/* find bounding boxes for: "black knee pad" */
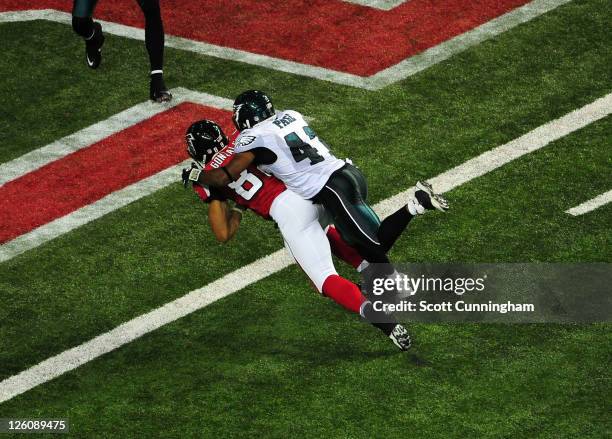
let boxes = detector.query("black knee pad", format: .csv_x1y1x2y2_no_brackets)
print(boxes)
72,16,94,38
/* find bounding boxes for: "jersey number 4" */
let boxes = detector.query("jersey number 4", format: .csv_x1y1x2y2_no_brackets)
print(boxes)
284,126,325,166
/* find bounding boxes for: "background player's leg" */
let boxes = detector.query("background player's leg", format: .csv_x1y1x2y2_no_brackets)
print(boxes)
136,0,172,102
72,0,104,69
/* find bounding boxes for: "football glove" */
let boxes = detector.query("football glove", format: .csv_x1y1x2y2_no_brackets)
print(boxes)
182,162,202,188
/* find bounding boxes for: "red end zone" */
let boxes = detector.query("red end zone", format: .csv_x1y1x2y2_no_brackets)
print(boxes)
0,103,233,244
2,0,532,76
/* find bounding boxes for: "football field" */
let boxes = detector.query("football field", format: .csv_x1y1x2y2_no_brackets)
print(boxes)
0,0,610,437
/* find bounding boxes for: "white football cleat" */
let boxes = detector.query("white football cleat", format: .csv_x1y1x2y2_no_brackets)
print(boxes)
407,181,449,215
389,324,412,351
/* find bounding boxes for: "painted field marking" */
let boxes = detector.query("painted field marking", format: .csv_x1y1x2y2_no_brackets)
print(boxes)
367,0,574,89
1,92,610,404
0,88,232,263
0,161,189,263
0,101,176,187
566,189,612,216
0,1,573,89
342,0,408,10
0,104,230,243
0,89,313,261
0,89,232,187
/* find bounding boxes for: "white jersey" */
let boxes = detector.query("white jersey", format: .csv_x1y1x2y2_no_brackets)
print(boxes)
233,110,345,199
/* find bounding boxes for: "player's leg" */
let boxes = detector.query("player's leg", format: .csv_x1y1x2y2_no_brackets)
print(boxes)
72,0,104,69
377,181,449,252
136,0,172,102
270,191,411,350
312,164,388,264
326,226,365,270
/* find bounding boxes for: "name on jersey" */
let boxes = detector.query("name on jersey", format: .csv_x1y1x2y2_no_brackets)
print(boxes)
208,145,235,169
273,113,296,129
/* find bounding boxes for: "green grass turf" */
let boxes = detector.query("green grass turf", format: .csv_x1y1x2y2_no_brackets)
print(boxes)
1,0,611,436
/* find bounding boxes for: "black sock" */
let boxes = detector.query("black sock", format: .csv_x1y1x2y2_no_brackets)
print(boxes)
360,301,397,336
377,206,414,253
138,0,165,72
150,71,168,92
72,16,94,39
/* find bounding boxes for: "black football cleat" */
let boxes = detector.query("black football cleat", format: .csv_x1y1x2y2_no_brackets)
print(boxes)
150,76,172,103
85,22,104,69
389,324,412,351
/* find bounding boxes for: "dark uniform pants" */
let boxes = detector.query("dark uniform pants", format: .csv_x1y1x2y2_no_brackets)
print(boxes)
311,164,389,264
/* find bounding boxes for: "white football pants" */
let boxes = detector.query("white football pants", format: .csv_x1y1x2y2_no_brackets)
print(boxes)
269,189,337,292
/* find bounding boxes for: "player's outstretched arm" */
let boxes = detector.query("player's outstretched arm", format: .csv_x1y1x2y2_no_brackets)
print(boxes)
197,152,255,187
208,200,243,243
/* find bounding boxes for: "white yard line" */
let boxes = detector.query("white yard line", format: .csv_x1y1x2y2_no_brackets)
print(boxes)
0,88,231,187
1,92,610,404
341,0,408,10
0,88,232,263
366,0,574,89
0,101,175,186
376,93,612,216
0,1,574,90
0,88,313,263
0,160,190,263
566,189,612,216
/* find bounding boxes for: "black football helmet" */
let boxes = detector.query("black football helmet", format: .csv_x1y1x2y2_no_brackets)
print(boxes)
232,90,275,131
185,120,229,165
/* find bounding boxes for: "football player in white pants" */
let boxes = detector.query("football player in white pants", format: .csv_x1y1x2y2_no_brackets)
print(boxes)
188,90,449,273
183,120,412,351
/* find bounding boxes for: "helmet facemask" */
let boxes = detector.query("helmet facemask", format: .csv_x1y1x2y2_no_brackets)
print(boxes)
185,120,229,166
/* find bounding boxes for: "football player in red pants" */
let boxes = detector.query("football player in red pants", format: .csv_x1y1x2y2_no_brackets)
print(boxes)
182,120,424,351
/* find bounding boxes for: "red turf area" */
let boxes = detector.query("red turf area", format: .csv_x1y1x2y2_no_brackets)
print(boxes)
0,103,233,244
1,0,531,76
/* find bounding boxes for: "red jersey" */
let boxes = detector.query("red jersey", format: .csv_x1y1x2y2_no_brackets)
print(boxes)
192,144,286,219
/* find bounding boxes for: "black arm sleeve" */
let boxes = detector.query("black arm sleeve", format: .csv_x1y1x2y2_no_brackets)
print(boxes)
208,187,228,202
249,147,277,166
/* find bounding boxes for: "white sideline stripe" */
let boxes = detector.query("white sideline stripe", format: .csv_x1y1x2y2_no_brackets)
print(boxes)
0,89,313,263
0,102,174,186
1,92,610,404
0,88,232,263
0,249,294,403
0,87,232,186
0,1,573,90
0,160,189,264
566,190,612,216
342,0,408,10
375,93,612,216
0,9,367,90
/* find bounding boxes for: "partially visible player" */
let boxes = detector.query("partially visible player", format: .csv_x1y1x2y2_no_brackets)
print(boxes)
71,0,172,102
182,120,412,351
